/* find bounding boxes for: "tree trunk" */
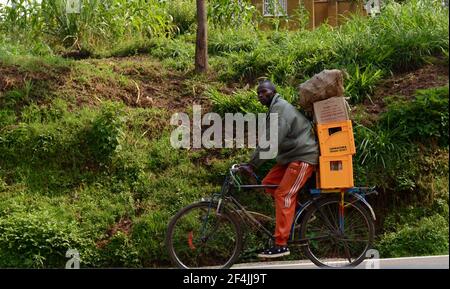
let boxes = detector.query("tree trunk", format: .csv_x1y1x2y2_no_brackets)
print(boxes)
195,0,208,73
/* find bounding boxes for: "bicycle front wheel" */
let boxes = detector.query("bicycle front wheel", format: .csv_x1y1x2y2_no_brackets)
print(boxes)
165,201,243,268
300,196,375,268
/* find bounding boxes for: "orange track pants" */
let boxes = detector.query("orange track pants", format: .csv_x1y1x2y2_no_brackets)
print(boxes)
262,161,314,246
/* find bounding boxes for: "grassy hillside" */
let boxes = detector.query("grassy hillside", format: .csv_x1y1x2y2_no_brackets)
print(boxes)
0,0,448,267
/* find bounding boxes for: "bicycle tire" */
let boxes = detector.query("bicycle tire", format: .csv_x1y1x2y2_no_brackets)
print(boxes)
165,201,243,269
299,196,375,268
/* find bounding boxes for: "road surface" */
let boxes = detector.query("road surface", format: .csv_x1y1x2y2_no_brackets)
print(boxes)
232,255,449,269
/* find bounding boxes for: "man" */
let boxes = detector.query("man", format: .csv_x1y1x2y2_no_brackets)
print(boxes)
241,80,319,258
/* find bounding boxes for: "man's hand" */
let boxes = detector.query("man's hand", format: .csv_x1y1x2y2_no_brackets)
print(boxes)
239,163,255,178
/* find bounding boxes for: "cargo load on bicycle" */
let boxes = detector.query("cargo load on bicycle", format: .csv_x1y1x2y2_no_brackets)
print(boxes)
298,69,356,190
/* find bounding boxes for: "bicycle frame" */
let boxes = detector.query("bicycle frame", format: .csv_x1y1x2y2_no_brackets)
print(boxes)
204,164,377,246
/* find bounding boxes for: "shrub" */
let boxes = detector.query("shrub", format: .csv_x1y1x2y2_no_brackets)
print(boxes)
97,231,140,267
85,102,127,166
380,86,449,146
376,214,449,258
0,208,97,268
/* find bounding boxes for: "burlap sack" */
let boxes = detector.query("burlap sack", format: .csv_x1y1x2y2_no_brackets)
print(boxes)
298,69,345,113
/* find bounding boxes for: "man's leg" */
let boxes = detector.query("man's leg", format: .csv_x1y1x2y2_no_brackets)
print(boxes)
274,161,314,246
261,163,287,197
258,161,314,258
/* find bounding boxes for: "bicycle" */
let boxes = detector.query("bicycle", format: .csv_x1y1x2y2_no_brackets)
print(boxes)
165,163,377,268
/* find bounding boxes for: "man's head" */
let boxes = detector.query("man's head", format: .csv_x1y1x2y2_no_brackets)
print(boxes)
257,80,276,106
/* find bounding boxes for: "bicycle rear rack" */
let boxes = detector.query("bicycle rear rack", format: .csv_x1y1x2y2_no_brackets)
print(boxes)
308,186,378,221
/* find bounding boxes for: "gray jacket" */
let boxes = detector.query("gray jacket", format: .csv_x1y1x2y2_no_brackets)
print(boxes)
249,94,319,168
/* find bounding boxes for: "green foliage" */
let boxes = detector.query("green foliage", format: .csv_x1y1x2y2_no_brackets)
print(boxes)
291,1,310,31
353,86,449,195
208,27,259,56
207,88,267,115
354,124,404,169
376,213,449,258
166,0,197,35
86,102,126,166
0,208,97,268
0,108,16,127
148,36,194,71
0,0,176,52
380,86,449,146
97,231,140,267
345,64,384,103
131,211,173,266
0,100,133,194
1,80,33,108
208,0,257,28
353,122,423,195
148,133,189,171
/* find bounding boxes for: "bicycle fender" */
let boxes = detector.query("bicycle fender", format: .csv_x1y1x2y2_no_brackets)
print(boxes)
353,193,377,221
292,199,315,227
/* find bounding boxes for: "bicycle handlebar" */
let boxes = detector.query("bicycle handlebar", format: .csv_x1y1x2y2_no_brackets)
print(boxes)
229,163,260,185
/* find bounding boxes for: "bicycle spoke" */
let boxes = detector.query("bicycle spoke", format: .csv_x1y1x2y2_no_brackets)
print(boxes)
328,202,339,231
300,198,374,268
168,203,241,268
342,240,353,263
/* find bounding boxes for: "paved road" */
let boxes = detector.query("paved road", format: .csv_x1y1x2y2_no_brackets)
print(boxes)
232,255,449,269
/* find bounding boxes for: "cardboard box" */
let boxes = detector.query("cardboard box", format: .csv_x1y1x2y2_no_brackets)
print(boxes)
313,97,349,124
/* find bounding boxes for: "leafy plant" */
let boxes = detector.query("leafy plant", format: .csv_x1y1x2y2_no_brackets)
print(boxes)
0,208,97,268
354,124,402,168
380,86,449,146
208,0,257,28
86,102,126,166
166,0,197,35
376,214,449,258
345,64,384,103
208,27,258,56
207,88,267,115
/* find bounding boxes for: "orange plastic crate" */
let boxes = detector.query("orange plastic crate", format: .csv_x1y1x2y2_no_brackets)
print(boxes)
318,155,354,189
316,120,356,157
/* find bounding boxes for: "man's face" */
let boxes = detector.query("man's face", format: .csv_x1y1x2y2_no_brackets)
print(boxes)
257,87,274,106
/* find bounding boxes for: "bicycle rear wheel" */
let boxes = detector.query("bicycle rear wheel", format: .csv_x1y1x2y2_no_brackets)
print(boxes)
300,196,374,268
165,201,243,268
